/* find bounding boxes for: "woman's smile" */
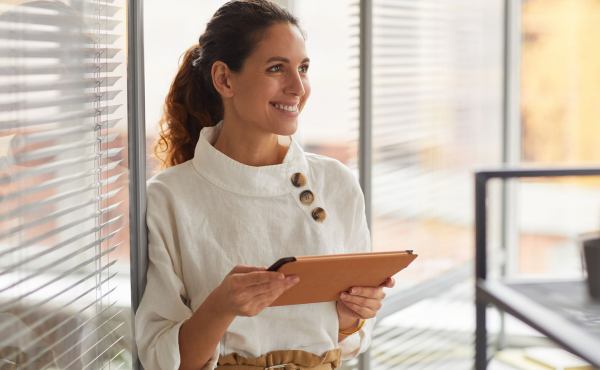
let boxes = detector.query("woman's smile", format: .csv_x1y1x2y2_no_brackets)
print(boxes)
269,101,299,116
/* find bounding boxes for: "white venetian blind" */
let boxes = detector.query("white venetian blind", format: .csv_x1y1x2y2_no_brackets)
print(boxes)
370,0,503,281
0,0,131,369
365,0,504,367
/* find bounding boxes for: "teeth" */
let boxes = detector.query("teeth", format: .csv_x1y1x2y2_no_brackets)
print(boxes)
273,103,297,112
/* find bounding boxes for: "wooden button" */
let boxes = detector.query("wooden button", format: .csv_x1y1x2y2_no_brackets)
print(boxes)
311,207,326,222
299,190,314,205
291,173,306,188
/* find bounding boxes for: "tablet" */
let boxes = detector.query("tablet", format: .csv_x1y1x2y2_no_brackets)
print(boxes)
267,250,417,307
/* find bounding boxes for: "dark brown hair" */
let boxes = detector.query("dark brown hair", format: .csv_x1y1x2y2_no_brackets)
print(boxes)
154,0,304,170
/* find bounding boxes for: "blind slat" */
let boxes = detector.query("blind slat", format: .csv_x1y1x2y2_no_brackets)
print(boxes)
12,132,121,164
0,91,122,112
0,77,121,94
21,0,122,16
0,283,119,354
0,47,122,59
81,334,125,370
0,148,122,185
8,301,120,370
2,160,122,202
0,105,122,130
0,260,117,314
0,247,120,313
5,119,121,147
0,188,122,239
0,30,121,44
0,14,121,30
20,308,123,370
0,62,121,76
98,348,126,370
0,236,122,296
75,3,122,17
0,205,122,273
50,323,125,370
0,181,123,223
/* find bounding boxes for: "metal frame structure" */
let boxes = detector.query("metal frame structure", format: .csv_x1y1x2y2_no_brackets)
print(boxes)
358,1,372,368
359,0,373,233
497,0,522,351
474,167,600,369
127,0,147,368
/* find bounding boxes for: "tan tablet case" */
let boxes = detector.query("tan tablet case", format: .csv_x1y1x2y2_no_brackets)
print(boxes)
268,250,418,307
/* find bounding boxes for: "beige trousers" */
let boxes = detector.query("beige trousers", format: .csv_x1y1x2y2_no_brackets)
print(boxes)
216,348,342,370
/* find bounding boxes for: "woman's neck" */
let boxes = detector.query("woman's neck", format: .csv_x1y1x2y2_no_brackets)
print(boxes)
212,118,289,167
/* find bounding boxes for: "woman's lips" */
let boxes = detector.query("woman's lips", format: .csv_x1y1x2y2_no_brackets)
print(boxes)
270,102,299,117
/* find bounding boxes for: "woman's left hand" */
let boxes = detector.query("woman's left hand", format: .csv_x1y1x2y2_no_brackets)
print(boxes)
336,277,395,322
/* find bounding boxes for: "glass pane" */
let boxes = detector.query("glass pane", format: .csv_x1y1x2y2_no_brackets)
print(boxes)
369,0,504,368
518,0,600,277
490,2,600,368
0,0,132,369
370,0,504,290
519,0,600,276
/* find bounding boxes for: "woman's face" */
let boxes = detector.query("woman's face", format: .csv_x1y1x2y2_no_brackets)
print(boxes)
228,22,311,136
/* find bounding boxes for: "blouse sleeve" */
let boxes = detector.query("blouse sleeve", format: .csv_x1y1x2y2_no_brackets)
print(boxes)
337,166,377,361
135,181,220,370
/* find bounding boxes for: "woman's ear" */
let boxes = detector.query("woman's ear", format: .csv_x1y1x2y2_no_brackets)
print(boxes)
211,61,234,98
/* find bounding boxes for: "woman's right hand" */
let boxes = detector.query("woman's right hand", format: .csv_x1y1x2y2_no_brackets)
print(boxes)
213,265,299,317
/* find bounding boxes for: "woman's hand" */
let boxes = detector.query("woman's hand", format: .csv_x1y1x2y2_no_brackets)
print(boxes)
336,277,395,331
213,265,299,318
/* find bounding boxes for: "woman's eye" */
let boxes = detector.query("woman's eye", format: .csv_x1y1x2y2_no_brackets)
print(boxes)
268,65,281,72
299,65,309,73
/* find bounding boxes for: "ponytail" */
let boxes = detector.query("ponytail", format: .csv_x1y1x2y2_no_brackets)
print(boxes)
153,0,303,170
154,44,223,170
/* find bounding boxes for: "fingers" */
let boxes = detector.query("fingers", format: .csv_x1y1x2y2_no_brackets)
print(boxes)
339,299,377,319
253,277,296,305
377,277,395,288
345,286,386,300
232,270,284,288
246,275,299,299
228,265,267,276
340,290,382,310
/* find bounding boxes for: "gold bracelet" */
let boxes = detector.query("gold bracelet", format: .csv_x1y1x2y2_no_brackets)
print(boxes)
339,319,365,335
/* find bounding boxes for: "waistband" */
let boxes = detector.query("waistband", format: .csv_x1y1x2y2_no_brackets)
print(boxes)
216,348,342,370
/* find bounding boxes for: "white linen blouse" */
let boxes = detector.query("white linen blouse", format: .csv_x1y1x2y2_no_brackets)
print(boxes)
135,120,376,370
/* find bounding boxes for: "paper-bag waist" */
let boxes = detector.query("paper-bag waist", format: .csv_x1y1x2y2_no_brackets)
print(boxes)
215,348,342,370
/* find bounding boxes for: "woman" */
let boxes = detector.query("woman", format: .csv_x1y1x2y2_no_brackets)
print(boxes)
135,1,395,369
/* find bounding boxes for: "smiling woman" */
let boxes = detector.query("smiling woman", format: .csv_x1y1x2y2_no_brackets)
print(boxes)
153,2,309,169
136,1,393,370
209,22,311,166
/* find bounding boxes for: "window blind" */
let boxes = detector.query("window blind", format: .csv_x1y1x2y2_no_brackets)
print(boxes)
366,0,503,368
370,0,503,279
0,0,130,369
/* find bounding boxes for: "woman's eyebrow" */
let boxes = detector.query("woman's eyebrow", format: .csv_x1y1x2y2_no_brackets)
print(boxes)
265,56,310,64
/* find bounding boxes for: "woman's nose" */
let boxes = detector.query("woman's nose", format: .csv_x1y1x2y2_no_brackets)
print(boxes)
284,71,305,97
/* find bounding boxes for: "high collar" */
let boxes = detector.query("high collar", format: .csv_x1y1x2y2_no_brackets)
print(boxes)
191,120,309,197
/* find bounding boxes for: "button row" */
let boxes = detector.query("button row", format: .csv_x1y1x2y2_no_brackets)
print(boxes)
291,172,326,223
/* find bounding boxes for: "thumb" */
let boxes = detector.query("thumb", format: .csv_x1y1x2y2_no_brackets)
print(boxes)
379,277,395,288
229,265,268,275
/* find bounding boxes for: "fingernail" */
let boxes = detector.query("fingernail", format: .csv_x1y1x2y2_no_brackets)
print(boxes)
340,292,348,299
290,276,299,283
278,274,285,280
351,288,356,294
